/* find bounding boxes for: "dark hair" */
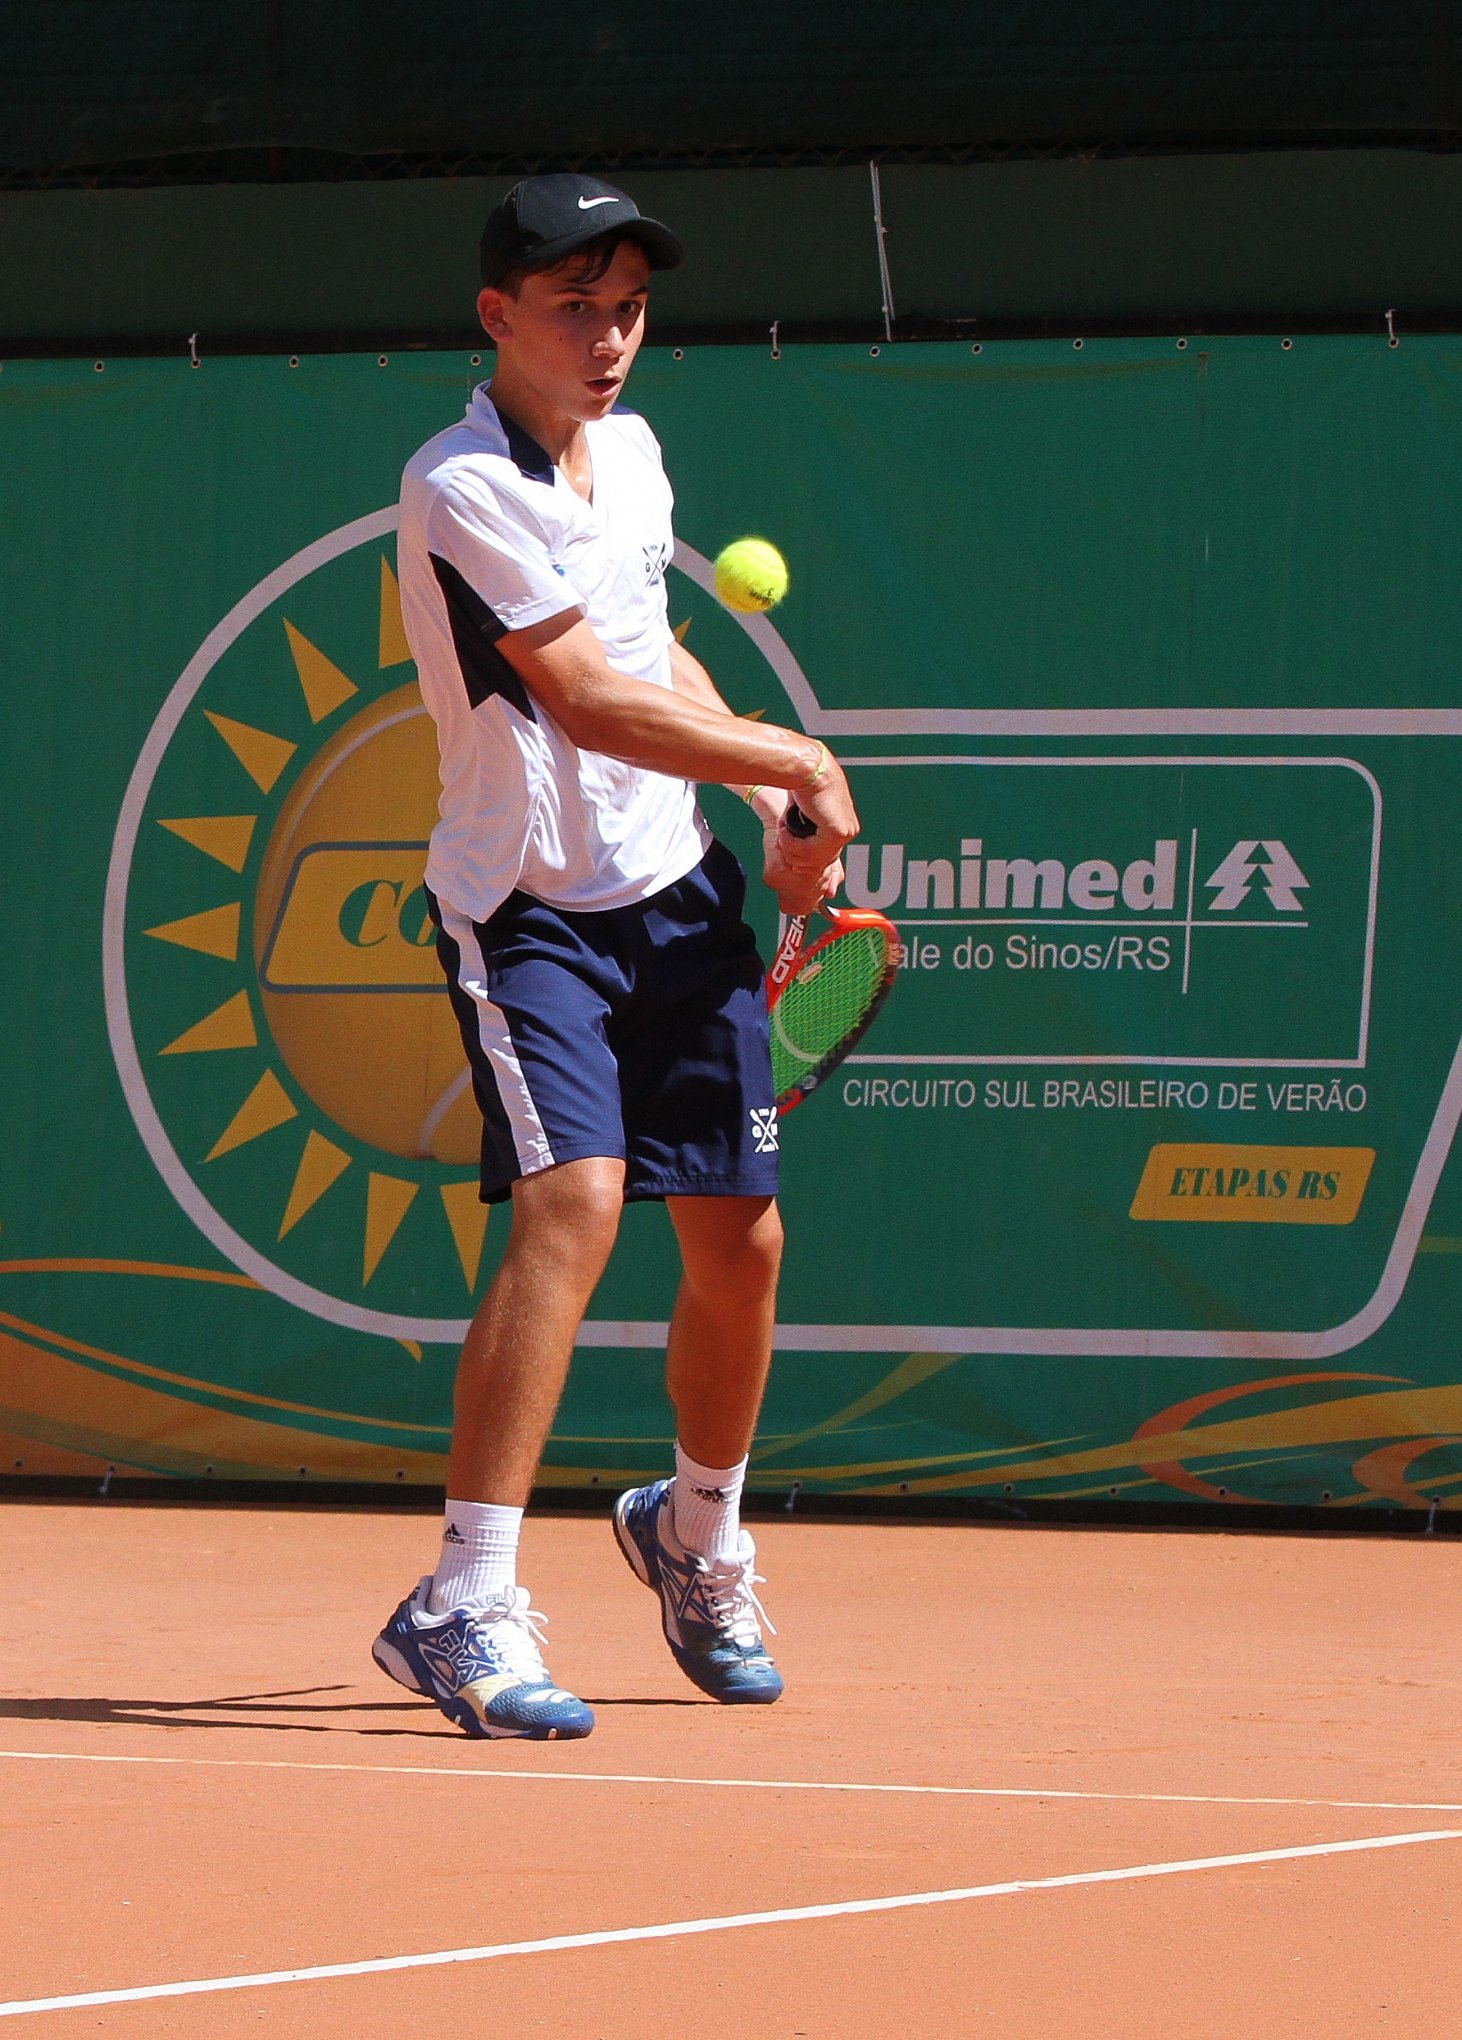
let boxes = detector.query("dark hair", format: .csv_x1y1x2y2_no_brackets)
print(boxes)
494,231,645,298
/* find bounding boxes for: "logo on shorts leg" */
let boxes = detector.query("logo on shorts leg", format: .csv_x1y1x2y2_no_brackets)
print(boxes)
749,1106,780,1154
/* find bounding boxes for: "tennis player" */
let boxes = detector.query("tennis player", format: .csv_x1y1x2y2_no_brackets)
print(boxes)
372,173,858,1739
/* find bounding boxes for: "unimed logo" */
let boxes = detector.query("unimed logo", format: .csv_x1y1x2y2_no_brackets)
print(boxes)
845,835,1311,919
828,759,1374,1070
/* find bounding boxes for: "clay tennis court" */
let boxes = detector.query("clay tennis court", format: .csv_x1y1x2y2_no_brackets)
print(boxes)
3,1501,1460,2034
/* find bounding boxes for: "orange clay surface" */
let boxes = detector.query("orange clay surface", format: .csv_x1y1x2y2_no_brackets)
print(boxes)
2,1501,1461,2035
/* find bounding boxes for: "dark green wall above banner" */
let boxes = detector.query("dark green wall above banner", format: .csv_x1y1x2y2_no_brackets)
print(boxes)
9,153,1462,353
2,335,1461,1510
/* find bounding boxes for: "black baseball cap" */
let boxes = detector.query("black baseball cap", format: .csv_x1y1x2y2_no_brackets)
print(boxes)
479,173,683,289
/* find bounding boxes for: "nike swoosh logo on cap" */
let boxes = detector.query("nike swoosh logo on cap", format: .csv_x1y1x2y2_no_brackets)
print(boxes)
577,194,618,210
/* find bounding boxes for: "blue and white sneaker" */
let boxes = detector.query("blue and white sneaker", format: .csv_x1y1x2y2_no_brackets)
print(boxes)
372,1578,594,1740
613,1479,784,1704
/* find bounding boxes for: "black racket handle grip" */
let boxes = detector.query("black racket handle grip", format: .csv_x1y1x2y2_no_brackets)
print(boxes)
783,801,818,839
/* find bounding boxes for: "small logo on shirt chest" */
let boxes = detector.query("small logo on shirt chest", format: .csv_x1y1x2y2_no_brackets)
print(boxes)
642,541,670,585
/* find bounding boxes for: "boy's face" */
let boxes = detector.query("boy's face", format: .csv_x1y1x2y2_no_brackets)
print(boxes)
478,241,653,423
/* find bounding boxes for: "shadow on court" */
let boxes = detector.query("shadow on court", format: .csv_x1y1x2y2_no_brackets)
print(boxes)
0,1687,702,1734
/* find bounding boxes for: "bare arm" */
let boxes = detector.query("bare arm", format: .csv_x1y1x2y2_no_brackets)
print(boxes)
665,637,844,913
667,638,787,826
665,634,735,715
497,609,858,853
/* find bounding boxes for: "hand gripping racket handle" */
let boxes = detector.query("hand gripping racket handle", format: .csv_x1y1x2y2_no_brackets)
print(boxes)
769,795,840,982
769,802,820,991
768,811,812,998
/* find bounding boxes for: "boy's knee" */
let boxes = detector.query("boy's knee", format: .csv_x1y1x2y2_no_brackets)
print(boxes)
746,1203,785,1273
513,1158,624,1260
684,1202,784,1299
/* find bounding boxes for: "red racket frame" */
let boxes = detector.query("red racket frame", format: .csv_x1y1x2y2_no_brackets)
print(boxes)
767,902,901,1114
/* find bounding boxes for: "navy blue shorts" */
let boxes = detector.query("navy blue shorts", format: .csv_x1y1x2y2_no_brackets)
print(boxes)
430,840,780,1205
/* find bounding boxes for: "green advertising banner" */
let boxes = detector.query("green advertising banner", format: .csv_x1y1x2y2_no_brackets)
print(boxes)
3,337,1461,1509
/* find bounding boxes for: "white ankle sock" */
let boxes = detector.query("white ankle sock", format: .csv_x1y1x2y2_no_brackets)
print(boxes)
671,1446,747,1564
427,1499,523,1613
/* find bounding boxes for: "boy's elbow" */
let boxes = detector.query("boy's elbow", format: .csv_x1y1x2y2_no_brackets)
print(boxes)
546,664,646,756
552,694,618,752
516,650,619,750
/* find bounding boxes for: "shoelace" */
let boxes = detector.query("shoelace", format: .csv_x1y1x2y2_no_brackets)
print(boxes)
699,1555,777,1648
473,1586,554,1683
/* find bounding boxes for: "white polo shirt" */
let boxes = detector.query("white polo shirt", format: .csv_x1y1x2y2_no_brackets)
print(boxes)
397,386,711,923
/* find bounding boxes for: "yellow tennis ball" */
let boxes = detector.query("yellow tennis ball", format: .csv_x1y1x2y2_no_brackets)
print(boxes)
713,537,789,614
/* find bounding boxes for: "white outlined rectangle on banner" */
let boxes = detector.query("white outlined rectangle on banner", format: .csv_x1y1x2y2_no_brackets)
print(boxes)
837,755,1380,1072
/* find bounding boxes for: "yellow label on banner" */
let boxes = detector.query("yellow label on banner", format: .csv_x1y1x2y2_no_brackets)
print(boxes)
260,844,437,990
1130,1144,1375,1225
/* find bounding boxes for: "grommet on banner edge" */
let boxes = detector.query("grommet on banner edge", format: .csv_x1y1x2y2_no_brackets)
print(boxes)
188,332,200,369
769,319,781,360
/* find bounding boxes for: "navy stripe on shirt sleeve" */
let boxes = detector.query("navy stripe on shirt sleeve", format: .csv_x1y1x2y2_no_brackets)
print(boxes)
430,552,538,720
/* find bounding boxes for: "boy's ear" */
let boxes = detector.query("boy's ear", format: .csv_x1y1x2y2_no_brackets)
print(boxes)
477,286,512,342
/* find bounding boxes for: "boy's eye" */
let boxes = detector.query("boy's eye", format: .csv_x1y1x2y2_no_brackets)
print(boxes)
563,300,585,315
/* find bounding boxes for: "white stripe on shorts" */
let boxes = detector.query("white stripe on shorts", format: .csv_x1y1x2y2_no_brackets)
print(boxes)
436,901,554,1176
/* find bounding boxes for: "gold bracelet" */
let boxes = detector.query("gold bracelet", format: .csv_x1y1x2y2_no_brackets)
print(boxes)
741,784,763,807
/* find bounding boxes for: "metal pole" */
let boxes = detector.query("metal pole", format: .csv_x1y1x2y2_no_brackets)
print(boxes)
869,160,895,342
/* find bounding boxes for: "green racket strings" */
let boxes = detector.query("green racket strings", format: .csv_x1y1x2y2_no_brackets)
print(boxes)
771,924,889,1098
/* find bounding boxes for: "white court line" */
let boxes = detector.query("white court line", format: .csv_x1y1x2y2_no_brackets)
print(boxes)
2,1828,1457,2018
4,1746,1462,1817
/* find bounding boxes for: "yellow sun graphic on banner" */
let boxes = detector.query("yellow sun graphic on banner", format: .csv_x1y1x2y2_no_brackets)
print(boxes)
142,563,490,1296
106,511,492,1342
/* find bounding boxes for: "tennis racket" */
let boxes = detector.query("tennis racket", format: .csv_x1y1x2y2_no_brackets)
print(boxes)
767,804,900,1115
